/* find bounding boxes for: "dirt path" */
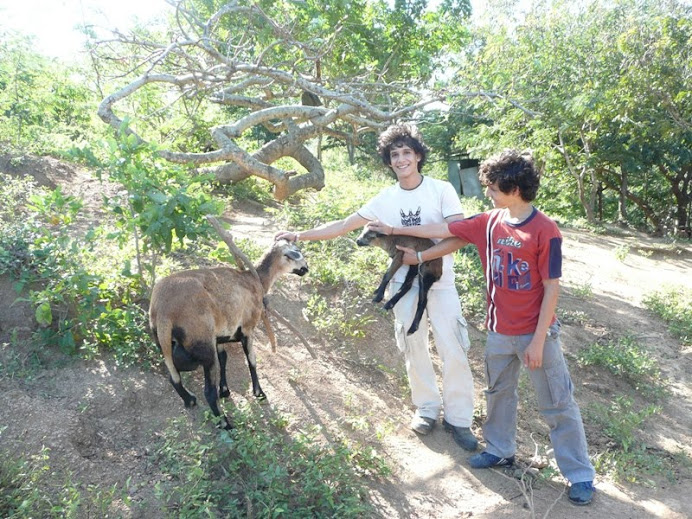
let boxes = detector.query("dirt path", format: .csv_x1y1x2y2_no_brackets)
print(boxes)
1,158,691,518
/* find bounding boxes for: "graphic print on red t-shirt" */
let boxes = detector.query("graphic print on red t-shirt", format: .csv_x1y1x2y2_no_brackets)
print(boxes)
449,208,562,335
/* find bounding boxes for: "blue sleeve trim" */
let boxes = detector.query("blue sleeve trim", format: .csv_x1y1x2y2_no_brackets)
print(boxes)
549,237,562,278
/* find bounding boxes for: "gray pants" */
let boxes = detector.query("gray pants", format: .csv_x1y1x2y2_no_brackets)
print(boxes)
483,323,595,483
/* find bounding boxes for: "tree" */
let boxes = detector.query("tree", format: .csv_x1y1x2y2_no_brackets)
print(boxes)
452,0,691,234
93,0,471,200
0,31,94,152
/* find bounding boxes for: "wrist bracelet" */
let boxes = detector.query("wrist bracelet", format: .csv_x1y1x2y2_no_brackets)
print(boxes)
416,251,423,264
294,233,300,242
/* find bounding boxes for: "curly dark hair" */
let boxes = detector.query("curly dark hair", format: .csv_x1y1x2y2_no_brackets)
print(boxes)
377,123,429,172
478,149,540,202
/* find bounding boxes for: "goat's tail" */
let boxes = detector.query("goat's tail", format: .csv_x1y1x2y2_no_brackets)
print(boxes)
154,317,182,385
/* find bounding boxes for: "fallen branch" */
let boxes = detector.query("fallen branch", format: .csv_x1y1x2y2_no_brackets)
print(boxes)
265,305,318,359
206,215,277,352
205,215,257,276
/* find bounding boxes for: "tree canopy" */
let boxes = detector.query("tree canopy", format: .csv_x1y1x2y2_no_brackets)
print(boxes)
453,0,691,235
93,0,472,199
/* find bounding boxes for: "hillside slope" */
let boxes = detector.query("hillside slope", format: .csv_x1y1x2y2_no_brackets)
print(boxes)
1,157,690,518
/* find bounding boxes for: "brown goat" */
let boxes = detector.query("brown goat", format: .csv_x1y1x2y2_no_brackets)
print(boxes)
356,228,442,335
149,240,308,429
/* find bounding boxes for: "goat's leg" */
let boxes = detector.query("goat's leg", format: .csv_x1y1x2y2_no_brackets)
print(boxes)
241,334,266,400
373,254,404,303
168,374,197,408
407,270,437,335
202,354,232,430
156,326,197,408
384,265,418,310
217,346,230,399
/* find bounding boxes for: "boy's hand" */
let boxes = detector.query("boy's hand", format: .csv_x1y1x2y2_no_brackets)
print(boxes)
275,230,297,242
396,245,417,265
366,220,392,235
523,339,545,370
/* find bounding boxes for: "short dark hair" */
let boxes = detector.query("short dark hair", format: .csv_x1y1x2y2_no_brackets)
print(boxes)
479,150,540,202
377,123,429,172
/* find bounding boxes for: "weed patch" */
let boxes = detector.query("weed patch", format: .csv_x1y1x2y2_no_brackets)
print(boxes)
153,404,389,517
577,336,668,399
0,442,126,517
585,397,683,485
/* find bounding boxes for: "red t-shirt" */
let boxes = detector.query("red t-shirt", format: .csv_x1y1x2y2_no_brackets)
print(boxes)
448,207,562,335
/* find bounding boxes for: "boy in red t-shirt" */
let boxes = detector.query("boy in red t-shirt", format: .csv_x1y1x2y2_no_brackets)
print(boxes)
368,150,595,506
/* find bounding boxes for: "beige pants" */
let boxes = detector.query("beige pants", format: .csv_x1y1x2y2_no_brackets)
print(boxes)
389,283,475,427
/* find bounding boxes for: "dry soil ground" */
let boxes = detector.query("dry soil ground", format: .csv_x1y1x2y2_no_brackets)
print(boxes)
1,156,691,518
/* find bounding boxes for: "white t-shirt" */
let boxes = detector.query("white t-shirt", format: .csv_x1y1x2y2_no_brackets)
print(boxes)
357,177,463,289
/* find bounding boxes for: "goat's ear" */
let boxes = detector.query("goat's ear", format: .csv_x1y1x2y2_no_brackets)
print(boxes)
285,249,304,261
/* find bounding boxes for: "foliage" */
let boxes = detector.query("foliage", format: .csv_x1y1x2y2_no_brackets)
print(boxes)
453,0,692,235
570,281,594,301
453,247,486,319
0,442,125,518
643,286,692,346
88,0,475,199
70,125,224,291
305,293,377,340
0,32,97,153
613,244,630,262
153,406,389,517
0,174,155,364
577,335,668,399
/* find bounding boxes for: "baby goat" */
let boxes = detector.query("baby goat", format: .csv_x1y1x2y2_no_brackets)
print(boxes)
149,240,308,430
356,228,442,335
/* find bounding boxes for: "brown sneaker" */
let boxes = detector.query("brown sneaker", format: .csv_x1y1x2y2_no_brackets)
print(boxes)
443,419,479,451
411,415,436,435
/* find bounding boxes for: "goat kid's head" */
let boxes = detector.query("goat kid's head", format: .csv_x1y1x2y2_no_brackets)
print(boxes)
355,228,386,248
274,239,309,276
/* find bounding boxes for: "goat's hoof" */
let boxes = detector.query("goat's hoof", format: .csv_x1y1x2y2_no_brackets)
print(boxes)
184,396,197,408
219,386,230,399
372,294,383,303
255,390,267,401
407,326,419,335
383,302,394,310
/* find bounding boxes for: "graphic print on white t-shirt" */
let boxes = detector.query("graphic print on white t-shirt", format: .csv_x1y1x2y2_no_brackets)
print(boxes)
400,207,422,226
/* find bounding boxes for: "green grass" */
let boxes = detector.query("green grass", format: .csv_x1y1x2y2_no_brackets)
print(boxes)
577,335,668,399
571,281,594,300
643,286,692,347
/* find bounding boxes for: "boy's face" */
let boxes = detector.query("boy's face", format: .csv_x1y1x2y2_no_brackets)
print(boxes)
484,182,519,208
389,144,421,179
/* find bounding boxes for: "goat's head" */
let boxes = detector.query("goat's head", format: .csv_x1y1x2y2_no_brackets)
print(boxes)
273,239,309,276
355,228,386,247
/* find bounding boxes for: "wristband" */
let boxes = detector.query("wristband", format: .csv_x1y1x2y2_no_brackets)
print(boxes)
416,251,423,264
294,233,300,242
